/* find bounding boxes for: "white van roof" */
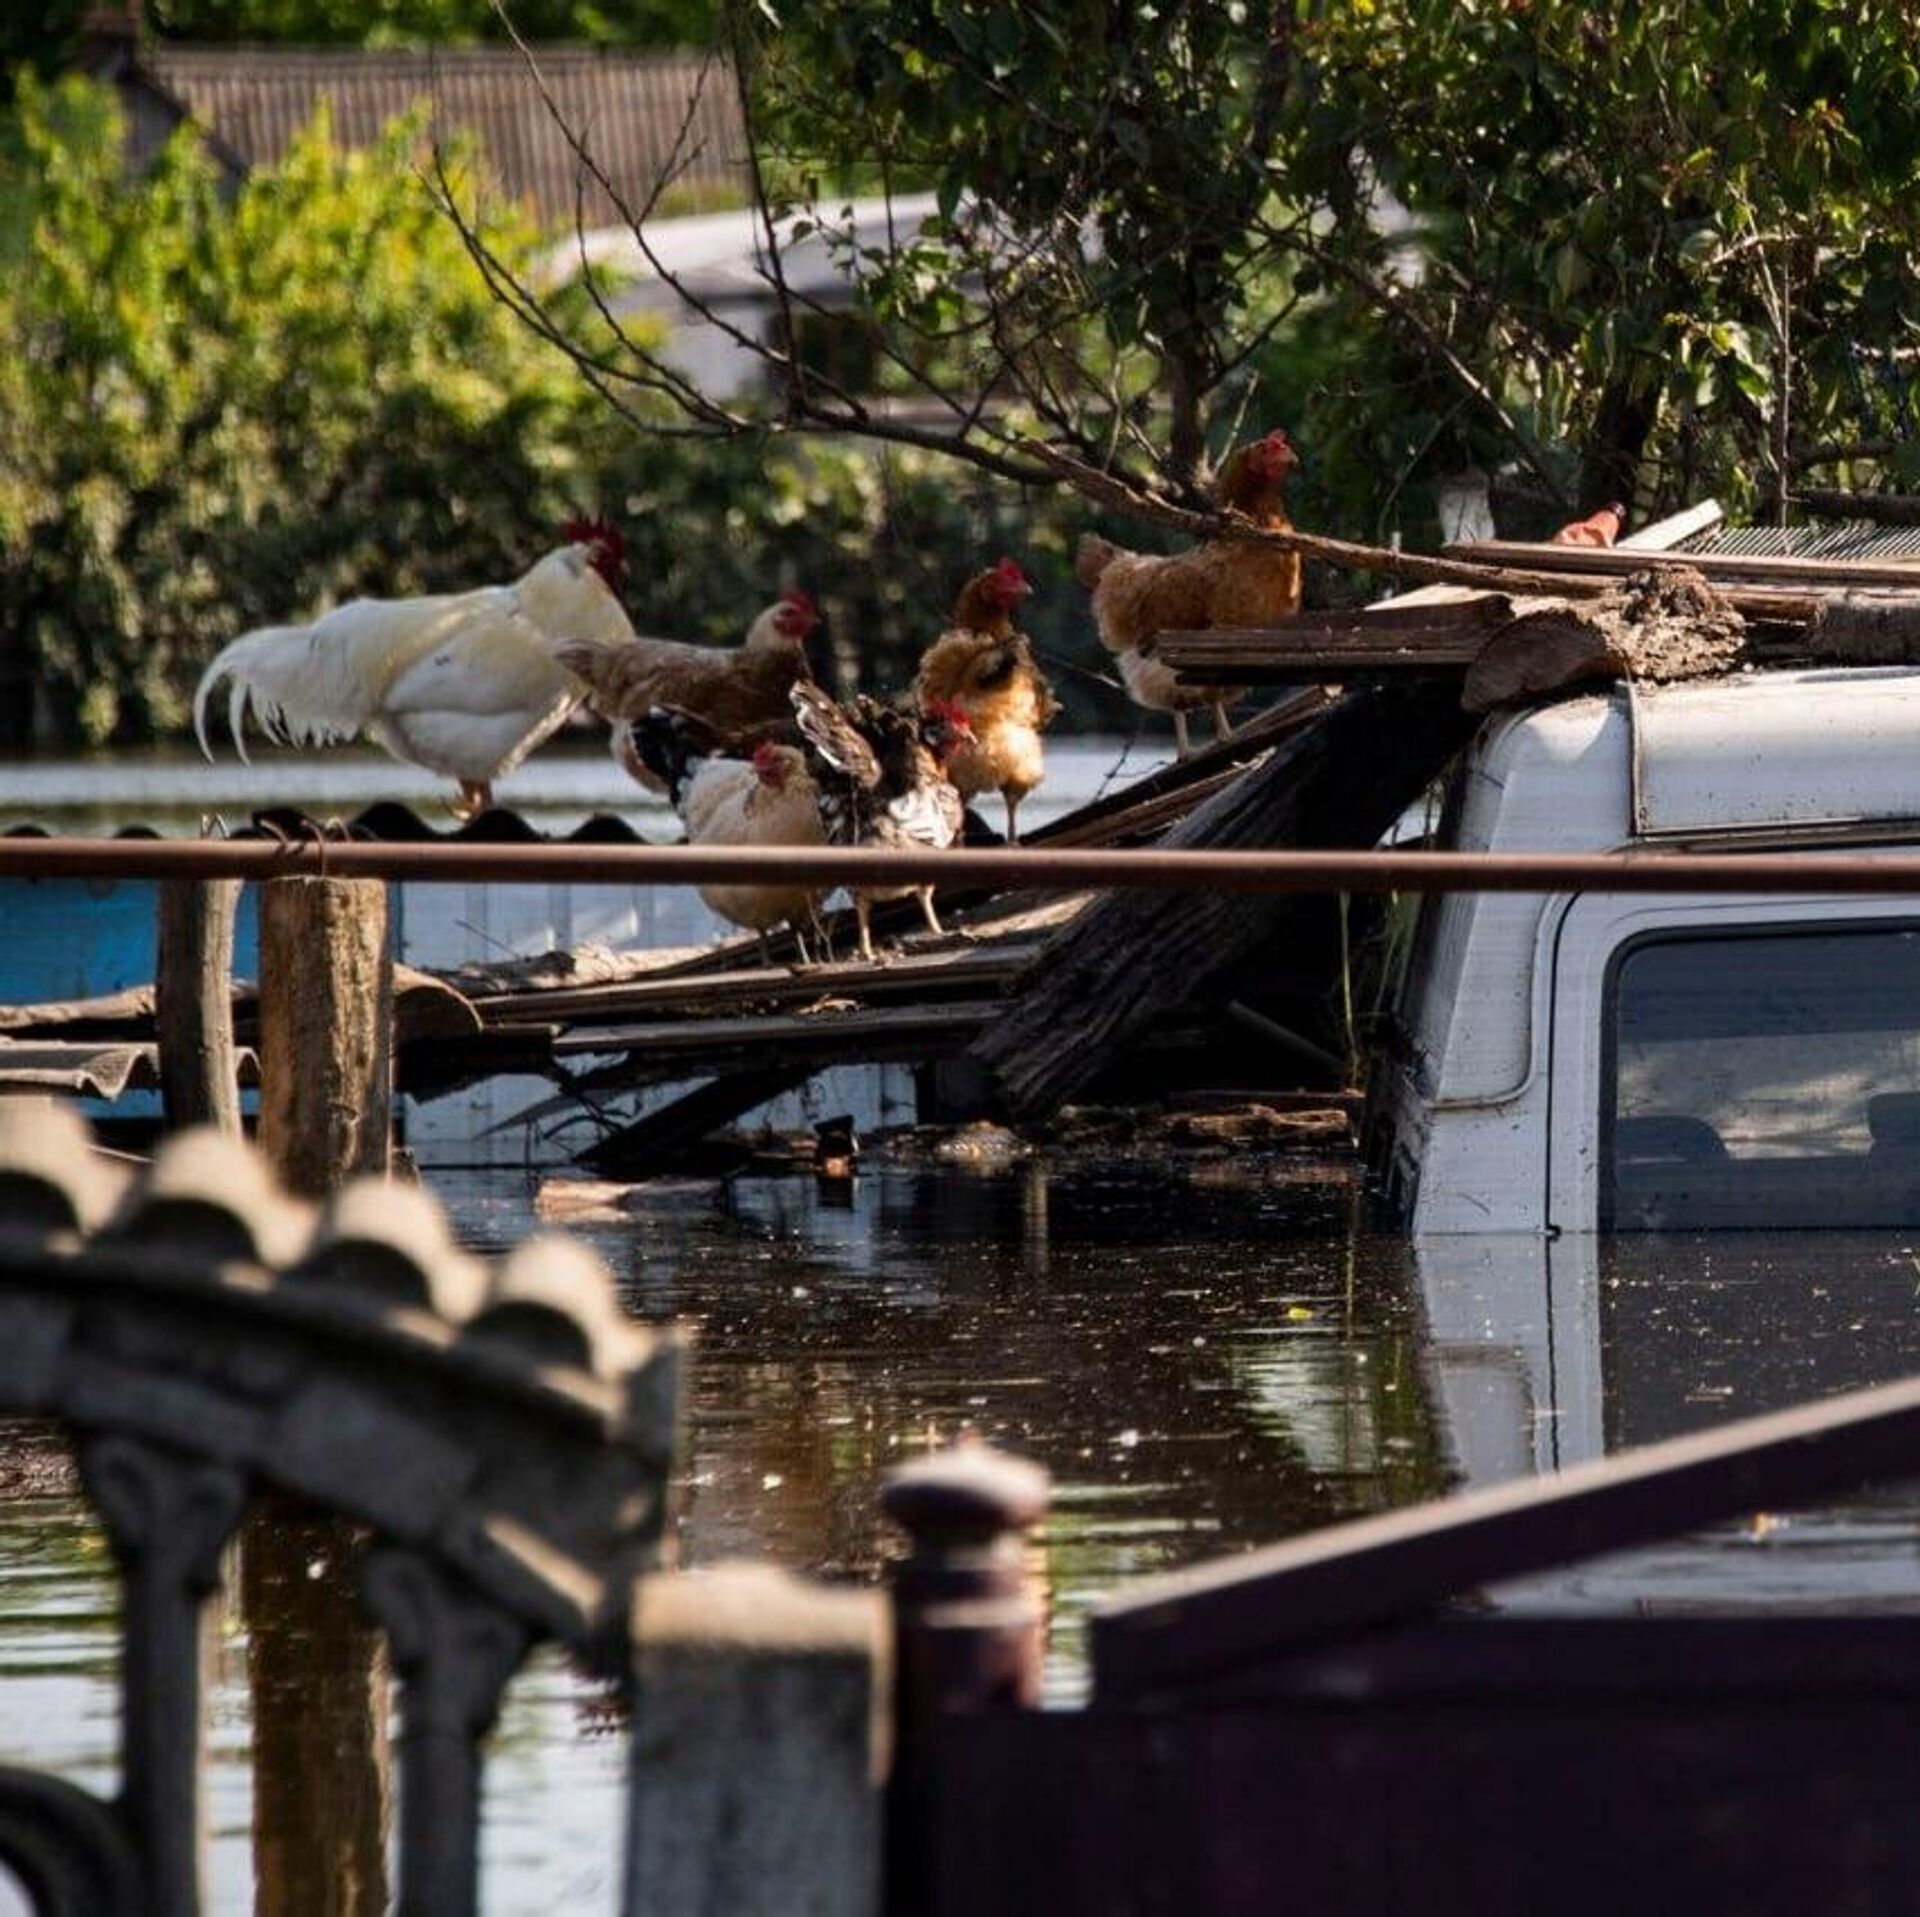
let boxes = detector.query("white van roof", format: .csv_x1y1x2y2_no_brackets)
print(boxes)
1474,667,1920,848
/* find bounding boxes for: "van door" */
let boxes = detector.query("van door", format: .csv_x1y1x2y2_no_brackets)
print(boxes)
1546,894,1920,1232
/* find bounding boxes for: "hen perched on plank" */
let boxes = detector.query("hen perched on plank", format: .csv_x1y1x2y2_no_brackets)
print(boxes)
554,588,821,794
789,682,974,962
631,707,825,964
913,558,1060,843
1077,430,1302,755
193,518,629,818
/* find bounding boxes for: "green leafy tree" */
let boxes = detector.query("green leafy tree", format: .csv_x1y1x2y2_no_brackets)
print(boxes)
462,0,1920,545
0,76,602,743
1295,0,1920,519
0,73,1101,749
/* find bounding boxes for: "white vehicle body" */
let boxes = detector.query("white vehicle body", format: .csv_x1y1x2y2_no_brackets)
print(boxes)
1376,667,1920,1237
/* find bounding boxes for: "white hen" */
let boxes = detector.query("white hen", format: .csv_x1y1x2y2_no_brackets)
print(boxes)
192,519,636,817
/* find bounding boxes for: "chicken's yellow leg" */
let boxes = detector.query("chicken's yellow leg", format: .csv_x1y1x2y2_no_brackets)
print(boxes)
917,886,945,938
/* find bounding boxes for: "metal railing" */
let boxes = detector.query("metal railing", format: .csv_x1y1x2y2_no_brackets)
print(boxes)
11,835,1920,894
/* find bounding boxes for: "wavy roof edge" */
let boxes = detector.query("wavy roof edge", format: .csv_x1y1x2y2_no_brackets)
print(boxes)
0,805,659,847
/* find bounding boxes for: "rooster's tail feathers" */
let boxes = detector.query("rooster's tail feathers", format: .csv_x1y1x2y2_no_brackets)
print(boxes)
193,624,310,764
191,622,372,764
1075,533,1120,591
629,705,719,811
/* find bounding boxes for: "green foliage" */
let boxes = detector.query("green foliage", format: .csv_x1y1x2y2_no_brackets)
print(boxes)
0,75,600,742
749,1,1297,483
693,0,1920,534
0,73,1100,749
1294,0,1920,518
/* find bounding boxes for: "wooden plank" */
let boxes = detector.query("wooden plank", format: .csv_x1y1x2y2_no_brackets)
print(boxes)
479,944,1036,1028
1447,537,1920,588
1615,498,1724,550
1090,1365,1920,1699
1160,596,1514,643
555,999,1002,1060
1158,597,1522,684
578,1066,814,1175
1160,634,1488,683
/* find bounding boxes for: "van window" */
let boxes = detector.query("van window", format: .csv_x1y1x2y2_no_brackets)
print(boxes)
1606,924,1920,1229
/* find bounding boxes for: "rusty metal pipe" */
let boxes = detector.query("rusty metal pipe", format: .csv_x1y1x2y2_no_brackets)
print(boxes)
11,836,1920,895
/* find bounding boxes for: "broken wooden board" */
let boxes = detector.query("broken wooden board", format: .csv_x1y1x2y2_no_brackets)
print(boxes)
473,942,1043,1029
967,682,1480,1123
1158,596,1519,684
1462,570,1749,713
577,1066,816,1177
553,998,1001,1090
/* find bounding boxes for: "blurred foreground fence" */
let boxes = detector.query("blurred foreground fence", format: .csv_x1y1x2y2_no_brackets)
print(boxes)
8,1106,1920,1913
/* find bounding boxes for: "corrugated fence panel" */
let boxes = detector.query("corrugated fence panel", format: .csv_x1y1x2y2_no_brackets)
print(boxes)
144,47,746,220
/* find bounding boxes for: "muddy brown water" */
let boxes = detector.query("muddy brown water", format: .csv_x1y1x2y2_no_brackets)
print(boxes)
6,1152,1920,1911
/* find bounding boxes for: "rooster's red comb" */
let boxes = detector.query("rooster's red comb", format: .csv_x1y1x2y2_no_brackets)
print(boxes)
992,557,1031,593
779,587,820,625
561,516,626,586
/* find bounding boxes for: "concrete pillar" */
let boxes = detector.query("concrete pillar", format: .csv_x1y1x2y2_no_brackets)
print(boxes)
626,1563,889,1917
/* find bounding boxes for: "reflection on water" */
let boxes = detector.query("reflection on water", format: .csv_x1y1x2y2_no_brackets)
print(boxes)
8,1155,1920,1906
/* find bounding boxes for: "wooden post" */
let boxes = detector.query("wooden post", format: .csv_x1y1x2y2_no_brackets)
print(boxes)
155,878,242,1134
257,877,392,1198
880,1444,1049,1917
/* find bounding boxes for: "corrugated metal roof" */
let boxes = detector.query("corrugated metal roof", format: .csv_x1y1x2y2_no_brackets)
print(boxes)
1683,521,1920,562
141,45,746,220
1,805,654,845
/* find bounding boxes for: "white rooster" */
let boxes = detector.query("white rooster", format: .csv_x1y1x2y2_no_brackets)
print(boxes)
192,518,636,817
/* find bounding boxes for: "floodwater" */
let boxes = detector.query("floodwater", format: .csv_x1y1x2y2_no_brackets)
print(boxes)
6,1152,1920,1910
6,741,1920,1905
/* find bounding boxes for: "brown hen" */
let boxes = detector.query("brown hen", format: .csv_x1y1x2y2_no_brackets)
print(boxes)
552,587,820,793
1076,431,1302,755
912,558,1061,843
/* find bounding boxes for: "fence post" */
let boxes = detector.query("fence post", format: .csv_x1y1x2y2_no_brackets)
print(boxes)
257,875,392,1198
155,877,242,1134
880,1444,1049,1915
252,875,395,1907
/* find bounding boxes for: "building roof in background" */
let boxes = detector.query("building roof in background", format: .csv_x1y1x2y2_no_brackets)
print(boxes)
552,193,945,307
91,33,745,222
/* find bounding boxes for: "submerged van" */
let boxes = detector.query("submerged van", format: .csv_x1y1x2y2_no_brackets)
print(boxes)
1374,665,1920,1236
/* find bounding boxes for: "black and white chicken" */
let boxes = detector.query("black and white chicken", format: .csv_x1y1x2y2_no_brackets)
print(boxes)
788,683,974,961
